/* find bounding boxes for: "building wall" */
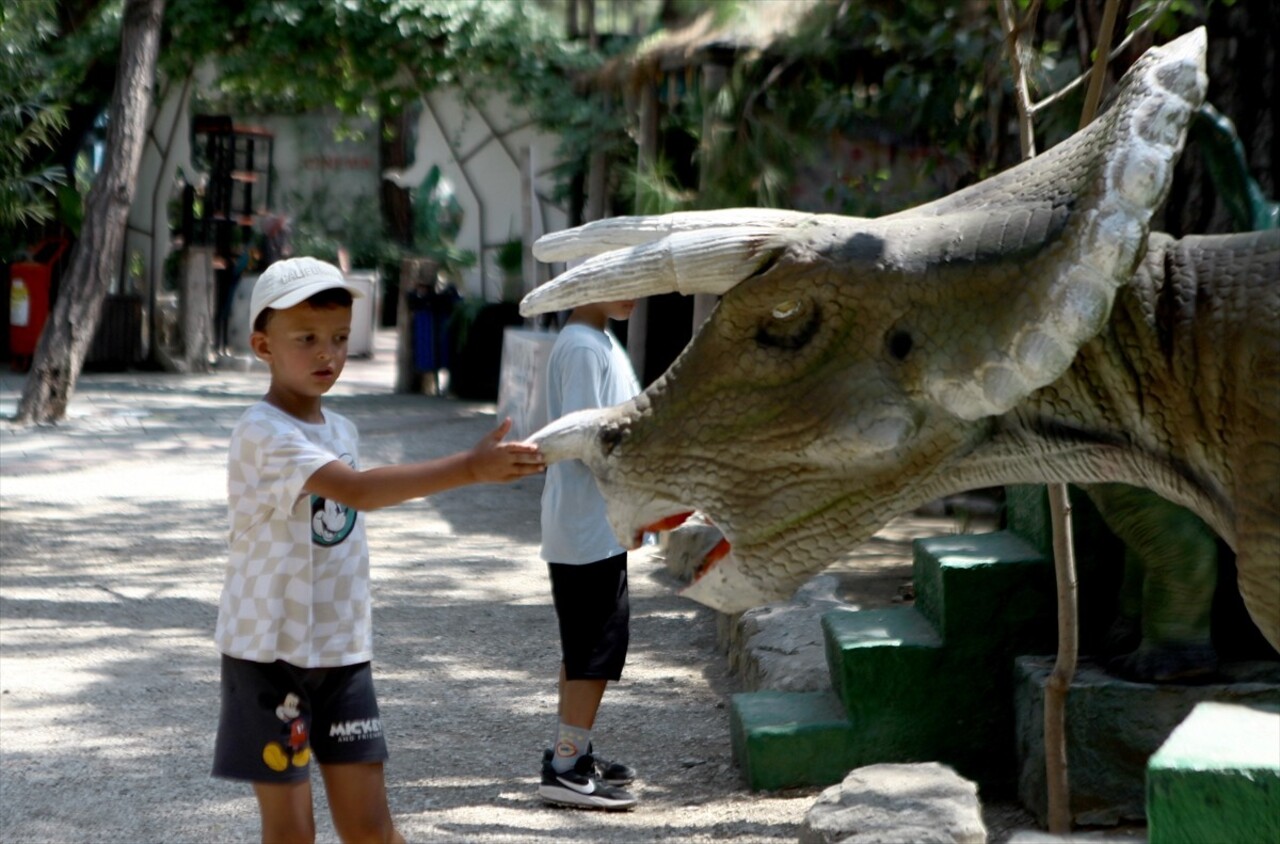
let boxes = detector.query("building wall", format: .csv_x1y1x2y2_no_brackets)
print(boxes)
389,88,570,302
126,81,570,341
250,112,381,236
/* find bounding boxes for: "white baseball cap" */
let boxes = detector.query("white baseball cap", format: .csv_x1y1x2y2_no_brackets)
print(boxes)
249,257,365,330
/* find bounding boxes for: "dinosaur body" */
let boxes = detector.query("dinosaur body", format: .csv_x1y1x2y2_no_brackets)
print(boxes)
520,29,1280,657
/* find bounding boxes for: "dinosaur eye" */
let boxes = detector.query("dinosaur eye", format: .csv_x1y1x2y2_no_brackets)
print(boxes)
771,300,802,320
757,299,819,350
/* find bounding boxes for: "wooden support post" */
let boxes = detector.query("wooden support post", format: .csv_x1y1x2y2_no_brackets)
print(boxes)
520,146,537,307
628,82,661,382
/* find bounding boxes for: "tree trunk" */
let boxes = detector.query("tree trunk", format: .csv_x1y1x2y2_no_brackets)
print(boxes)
14,0,166,425
379,107,414,249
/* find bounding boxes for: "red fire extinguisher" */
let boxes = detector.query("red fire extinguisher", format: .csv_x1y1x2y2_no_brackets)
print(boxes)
9,238,69,371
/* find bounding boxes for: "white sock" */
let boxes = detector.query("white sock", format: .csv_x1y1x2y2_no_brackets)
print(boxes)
551,722,591,774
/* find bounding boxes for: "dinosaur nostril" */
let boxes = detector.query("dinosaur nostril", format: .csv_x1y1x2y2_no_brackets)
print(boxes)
599,425,624,455
887,330,914,361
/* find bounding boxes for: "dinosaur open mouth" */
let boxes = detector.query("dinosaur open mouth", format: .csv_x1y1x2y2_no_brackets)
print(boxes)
694,537,732,579
636,511,695,546
637,511,732,583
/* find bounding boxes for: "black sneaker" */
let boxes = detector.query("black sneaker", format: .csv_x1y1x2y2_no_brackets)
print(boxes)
587,743,637,786
541,746,637,786
538,754,637,810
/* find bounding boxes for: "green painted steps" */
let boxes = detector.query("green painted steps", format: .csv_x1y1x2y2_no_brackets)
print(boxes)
730,530,1055,792
1147,702,1280,844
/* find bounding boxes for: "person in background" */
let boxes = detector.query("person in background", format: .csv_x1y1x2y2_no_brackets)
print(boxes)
537,298,642,811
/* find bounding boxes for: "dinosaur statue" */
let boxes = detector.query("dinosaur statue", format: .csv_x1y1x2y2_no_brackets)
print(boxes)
1082,483,1222,681
519,29,1280,668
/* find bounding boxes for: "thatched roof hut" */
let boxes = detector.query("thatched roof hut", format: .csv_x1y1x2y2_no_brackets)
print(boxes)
587,0,820,94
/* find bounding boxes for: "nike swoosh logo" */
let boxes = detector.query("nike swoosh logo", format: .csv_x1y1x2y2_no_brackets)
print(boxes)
556,776,596,795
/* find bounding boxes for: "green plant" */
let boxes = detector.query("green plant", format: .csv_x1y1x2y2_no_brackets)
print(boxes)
411,165,476,283
496,237,523,278
0,0,68,255
288,223,343,265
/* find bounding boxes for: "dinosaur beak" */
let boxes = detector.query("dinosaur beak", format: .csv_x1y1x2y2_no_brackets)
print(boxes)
521,406,609,465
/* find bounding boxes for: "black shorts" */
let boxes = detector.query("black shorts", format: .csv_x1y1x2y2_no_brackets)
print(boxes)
212,655,388,783
547,552,630,681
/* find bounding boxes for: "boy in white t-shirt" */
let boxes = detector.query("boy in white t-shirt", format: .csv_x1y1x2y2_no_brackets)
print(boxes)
537,299,642,810
212,257,543,843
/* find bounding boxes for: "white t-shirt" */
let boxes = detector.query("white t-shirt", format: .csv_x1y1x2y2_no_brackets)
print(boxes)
215,402,371,667
540,323,641,564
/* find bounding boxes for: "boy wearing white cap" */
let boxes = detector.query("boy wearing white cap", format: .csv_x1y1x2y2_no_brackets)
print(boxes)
211,257,543,843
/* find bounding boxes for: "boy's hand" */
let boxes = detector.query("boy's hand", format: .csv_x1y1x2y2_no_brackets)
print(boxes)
467,418,545,482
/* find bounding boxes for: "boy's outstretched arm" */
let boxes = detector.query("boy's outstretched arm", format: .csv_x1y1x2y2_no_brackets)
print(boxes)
305,418,544,511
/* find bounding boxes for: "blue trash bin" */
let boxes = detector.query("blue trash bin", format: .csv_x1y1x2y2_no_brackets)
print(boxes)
412,308,446,372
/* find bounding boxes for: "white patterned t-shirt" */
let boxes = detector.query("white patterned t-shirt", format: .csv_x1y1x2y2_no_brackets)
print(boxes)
215,402,370,667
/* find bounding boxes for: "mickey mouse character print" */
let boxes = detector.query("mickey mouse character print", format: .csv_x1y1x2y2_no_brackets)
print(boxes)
311,454,357,547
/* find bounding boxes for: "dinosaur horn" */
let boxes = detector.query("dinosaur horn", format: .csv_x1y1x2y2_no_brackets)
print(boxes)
520,225,786,316
532,208,810,262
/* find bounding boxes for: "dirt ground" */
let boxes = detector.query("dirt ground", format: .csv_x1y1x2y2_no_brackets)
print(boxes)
1,339,1046,843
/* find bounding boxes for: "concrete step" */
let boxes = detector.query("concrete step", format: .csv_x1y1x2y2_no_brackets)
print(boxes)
912,531,1055,650
1147,701,1280,844
1015,657,1280,828
824,605,942,699
728,689,854,791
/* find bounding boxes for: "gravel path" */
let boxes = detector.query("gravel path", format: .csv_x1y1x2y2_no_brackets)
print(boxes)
1,342,827,843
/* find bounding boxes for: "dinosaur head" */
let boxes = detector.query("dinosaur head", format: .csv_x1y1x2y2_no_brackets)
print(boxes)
523,29,1208,613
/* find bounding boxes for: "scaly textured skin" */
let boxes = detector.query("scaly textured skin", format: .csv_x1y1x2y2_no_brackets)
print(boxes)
1084,482,1220,682
521,30,1280,655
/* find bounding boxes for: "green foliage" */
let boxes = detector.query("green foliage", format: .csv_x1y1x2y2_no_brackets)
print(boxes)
0,0,70,244
699,1,1007,213
496,237,523,276
540,0,1231,219
170,0,601,279
0,0,128,255
1132,0,1236,38
180,0,591,120
411,164,476,281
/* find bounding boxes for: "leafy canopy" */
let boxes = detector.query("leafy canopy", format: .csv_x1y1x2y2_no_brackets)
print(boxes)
168,0,596,120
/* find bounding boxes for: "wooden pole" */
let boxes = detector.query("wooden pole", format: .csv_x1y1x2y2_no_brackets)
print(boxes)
1080,0,1122,130
1044,2,1119,833
1044,482,1078,833
520,146,536,306
995,0,1098,832
627,81,661,383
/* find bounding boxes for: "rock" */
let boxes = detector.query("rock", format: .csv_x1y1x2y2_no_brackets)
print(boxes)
730,573,860,692
1006,834,1144,843
801,762,987,844
662,515,724,582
